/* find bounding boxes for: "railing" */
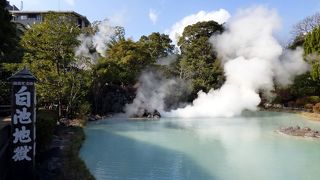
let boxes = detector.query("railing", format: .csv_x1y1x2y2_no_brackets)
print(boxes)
0,124,11,180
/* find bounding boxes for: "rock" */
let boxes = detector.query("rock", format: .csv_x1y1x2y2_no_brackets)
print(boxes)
264,103,272,108
305,132,316,137
131,109,161,119
153,115,161,119
278,126,320,139
88,115,96,121
294,126,301,130
59,118,70,126
94,114,102,120
273,104,282,108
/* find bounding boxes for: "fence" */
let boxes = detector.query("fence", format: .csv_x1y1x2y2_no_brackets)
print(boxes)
0,124,11,180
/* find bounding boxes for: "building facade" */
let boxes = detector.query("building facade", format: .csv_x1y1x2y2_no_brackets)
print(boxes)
6,0,89,28
10,10,90,29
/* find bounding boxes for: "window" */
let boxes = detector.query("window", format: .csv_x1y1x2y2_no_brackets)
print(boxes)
36,15,41,20
20,15,27,20
28,14,37,19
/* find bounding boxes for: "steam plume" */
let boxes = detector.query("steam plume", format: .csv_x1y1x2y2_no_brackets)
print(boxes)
75,19,116,64
124,70,190,117
165,6,309,118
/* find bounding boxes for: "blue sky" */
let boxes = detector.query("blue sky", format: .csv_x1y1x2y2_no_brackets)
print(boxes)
9,0,320,43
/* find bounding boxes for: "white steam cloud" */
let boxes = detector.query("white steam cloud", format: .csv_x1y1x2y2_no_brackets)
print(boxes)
167,9,231,43
124,71,190,117
75,19,116,64
165,6,309,118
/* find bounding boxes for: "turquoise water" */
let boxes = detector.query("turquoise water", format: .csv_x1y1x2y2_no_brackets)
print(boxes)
80,111,320,180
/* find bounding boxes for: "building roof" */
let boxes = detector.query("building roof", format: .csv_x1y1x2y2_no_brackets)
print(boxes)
5,0,19,11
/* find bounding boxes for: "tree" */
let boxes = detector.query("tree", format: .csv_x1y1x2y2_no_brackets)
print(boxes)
0,0,22,63
304,26,320,81
138,32,175,61
21,13,90,117
292,12,320,37
289,12,320,50
95,39,153,85
178,21,224,100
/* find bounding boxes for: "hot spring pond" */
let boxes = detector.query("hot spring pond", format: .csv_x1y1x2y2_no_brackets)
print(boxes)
80,111,320,180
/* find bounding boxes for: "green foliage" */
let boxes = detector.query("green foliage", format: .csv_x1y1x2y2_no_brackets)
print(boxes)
274,73,320,106
20,13,91,117
0,0,22,63
36,110,58,154
289,35,305,50
78,101,91,118
139,32,175,61
178,21,224,99
307,96,320,104
289,73,319,97
304,26,320,81
95,39,153,85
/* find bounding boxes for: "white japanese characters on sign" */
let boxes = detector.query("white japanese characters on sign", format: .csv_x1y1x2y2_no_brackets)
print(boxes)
13,107,31,124
12,146,32,162
13,126,31,144
15,86,31,107
12,85,33,162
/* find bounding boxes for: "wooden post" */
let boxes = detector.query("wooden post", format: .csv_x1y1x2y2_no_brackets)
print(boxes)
8,67,37,180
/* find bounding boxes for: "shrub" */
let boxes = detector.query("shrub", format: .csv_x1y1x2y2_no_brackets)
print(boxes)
36,110,58,154
313,103,320,113
78,101,91,118
307,96,320,104
304,103,314,109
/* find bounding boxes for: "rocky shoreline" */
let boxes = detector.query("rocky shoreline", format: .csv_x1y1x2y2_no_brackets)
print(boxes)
277,126,320,139
87,109,162,122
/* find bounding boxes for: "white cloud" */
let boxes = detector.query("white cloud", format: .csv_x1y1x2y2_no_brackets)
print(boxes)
64,0,75,6
149,9,158,25
109,9,127,26
167,9,231,43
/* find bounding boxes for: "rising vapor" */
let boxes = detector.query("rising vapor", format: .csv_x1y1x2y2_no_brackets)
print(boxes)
75,19,116,64
165,6,309,118
124,70,191,117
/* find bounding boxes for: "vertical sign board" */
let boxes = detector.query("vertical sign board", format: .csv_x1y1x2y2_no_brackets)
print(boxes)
8,68,37,180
